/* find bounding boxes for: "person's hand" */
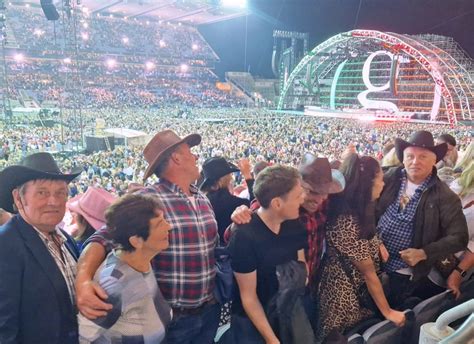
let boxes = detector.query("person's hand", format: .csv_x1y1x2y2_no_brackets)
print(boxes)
399,248,427,267
238,158,252,179
379,244,389,263
76,280,112,319
447,271,462,299
231,204,252,224
385,309,406,327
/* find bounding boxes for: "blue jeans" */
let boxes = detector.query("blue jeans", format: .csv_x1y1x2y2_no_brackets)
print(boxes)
165,302,220,344
229,314,265,344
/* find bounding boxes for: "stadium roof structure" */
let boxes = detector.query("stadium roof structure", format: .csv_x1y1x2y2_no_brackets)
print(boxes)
12,0,248,25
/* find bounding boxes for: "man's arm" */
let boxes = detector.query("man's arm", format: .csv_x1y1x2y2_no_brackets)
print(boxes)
234,271,280,344
75,242,112,319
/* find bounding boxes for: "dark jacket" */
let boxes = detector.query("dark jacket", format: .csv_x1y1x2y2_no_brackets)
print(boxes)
0,215,79,344
206,184,252,245
376,166,468,281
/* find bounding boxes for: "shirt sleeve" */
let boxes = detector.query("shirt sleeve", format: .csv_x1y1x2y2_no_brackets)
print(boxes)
82,226,116,255
228,227,257,274
330,215,371,262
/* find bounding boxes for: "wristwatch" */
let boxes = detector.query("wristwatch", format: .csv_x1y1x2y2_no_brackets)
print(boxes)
454,266,467,278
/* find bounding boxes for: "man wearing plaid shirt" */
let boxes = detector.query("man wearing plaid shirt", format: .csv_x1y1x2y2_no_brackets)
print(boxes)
376,131,468,308
76,130,220,344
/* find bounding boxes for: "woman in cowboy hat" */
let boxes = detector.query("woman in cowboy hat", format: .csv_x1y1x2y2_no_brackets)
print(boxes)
66,187,117,252
199,156,254,246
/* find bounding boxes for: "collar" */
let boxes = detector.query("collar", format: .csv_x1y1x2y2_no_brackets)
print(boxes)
157,178,199,196
32,225,66,244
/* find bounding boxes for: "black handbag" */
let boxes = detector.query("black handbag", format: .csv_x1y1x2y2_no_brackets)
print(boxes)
214,246,234,304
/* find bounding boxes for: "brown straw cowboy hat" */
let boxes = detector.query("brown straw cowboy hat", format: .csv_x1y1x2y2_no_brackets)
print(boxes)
0,152,82,213
298,153,345,194
143,130,201,181
395,130,448,163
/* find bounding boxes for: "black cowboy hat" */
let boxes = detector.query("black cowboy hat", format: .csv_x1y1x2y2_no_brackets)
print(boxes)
0,152,82,213
199,157,239,190
395,130,448,163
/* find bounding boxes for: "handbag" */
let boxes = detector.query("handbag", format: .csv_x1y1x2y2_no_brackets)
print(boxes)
214,246,234,304
434,254,460,279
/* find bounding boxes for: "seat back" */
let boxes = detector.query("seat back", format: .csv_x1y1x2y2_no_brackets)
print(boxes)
363,310,415,344
409,290,454,343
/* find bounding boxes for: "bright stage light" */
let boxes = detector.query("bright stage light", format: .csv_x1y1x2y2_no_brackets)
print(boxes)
180,64,189,73
221,0,247,8
13,53,24,62
33,29,44,37
192,44,199,50
82,22,89,29
63,57,72,64
122,36,129,44
145,61,155,70
106,58,117,69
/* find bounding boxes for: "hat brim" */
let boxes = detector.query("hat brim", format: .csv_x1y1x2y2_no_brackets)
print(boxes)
302,169,345,195
198,165,240,190
0,166,81,213
395,139,447,163
68,199,105,230
143,133,201,181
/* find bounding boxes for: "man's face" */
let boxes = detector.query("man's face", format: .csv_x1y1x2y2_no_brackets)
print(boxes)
301,187,328,214
403,146,436,183
175,143,199,181
13,179,69,233
278,180,306,220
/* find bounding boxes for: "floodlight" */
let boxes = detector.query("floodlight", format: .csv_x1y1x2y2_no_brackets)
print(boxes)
221,0,247,8
13,53,24,62
106,58,116,68
145,61,155,70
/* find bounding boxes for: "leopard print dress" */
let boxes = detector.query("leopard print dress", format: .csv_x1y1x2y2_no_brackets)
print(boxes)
316,214,382,342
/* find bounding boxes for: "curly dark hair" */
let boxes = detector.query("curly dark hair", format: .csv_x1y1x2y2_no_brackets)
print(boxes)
105,193,165,252
328,154,381,240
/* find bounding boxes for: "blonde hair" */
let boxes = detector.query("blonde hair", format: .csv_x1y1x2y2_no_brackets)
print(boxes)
206,174,233,193
454,142,474,172
457,160,474,198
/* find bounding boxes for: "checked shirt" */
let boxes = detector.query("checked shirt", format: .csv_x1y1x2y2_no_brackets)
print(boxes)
86,179,218,309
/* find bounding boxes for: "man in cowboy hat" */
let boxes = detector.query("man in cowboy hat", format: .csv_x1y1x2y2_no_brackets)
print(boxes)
76,130,220,344
376,130,468,308
0,152,81,343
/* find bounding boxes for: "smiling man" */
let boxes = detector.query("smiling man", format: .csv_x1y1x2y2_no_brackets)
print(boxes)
376,130,468,308
0,152,81,343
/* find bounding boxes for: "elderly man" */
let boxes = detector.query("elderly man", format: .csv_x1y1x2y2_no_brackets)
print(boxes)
376,130,468,308
76,130,220,344
0,152,81,343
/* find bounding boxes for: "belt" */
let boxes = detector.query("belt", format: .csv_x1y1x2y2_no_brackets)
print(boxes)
172,298,217,316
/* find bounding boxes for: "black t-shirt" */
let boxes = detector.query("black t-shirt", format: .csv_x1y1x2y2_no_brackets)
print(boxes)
228,213,308,315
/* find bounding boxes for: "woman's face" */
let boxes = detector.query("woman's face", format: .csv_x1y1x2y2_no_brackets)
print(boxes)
371,169,385,201
143,209,172,253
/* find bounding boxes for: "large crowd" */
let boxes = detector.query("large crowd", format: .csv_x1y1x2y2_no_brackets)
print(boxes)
0,4,473,344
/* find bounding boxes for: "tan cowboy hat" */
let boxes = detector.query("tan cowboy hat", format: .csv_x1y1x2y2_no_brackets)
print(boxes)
143,130,201,181
0,152,82,213
395,130,447,163
298,153,345,194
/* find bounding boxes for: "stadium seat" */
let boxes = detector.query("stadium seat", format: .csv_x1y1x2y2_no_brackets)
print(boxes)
345,317,382,337
409,290,455,343
362,309,414,344
347,333,365,344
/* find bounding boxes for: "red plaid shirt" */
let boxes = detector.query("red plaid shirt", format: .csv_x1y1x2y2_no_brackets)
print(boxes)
85,179,218,308
299,205,327,281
